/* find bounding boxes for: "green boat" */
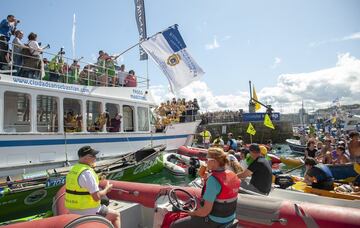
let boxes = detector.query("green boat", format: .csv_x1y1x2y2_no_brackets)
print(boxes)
0,175,65,223
0,144,165,223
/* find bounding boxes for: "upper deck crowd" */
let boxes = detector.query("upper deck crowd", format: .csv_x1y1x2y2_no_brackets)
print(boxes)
0,15,140,87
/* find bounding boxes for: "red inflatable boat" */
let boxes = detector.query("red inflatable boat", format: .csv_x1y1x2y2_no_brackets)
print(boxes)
177,146,208,160
4,214,113,228
6,180,360,227
177,146,281,164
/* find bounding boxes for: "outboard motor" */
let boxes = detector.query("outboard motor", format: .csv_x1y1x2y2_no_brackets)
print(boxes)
188,157,200,178
274,174,294,189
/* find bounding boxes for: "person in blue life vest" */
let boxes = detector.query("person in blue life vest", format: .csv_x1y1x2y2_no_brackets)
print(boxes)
304,157,334,190
171,147,240,228
64,146,120,228
227,133,238,151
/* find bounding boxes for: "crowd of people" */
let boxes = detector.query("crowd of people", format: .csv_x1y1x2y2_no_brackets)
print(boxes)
0,15,139,87
302,130,360,165
64,111,122,133
200,110,243,124
154,98,200,132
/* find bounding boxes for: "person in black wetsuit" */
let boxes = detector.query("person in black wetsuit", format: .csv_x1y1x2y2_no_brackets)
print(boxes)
304,157,334,190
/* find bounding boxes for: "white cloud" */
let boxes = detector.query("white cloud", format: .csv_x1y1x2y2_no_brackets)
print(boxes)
271,57,282,69
150,53,360,114
310,32,360,47
205,36,220,50
342,32,360,41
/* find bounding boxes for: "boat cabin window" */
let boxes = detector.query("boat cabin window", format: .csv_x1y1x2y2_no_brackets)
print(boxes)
137,107,149,131
63,98,82,132
106,103,120,132
37,95,58,132
87,100,103,132
4,91,31,132
123,105,134,132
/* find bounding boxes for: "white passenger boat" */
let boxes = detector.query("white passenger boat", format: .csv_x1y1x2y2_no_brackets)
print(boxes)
0,52,200,177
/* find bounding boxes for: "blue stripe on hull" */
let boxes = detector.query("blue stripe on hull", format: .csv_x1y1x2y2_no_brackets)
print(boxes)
0,134,189,147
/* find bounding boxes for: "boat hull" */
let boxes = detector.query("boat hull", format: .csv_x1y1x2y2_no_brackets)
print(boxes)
0,121,199,177
286,139,305,155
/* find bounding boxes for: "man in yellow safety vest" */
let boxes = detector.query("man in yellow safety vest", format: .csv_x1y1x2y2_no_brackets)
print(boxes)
65,146,120,228
199,127,212,148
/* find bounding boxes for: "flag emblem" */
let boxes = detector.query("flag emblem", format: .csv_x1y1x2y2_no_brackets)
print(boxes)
167,54,181,66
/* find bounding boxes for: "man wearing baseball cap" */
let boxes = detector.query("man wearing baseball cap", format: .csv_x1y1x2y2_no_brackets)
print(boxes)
237,143,272,195
65,146,120,228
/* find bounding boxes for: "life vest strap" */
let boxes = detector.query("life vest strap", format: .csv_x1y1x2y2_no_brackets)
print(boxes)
66,189,90,195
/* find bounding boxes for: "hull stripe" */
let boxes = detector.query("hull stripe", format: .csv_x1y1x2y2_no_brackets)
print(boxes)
0,134,189,147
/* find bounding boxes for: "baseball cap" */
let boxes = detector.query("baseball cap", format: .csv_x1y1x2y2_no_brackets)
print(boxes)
259,145,268,156
249,143,260,153
78,146,99,157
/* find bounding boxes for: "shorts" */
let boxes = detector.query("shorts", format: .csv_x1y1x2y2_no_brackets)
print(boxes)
96,205,109,217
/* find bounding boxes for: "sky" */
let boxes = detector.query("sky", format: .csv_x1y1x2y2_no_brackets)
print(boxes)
2,0,360,113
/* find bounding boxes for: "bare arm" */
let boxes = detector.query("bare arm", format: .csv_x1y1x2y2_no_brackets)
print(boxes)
237,169,253,179
91,181,112,202
188,200,214,217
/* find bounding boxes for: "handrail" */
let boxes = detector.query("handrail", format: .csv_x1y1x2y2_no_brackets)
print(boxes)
0,39,149,89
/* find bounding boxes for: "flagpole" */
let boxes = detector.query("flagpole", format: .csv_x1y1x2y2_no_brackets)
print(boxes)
250,134,252,144
114,24,178,60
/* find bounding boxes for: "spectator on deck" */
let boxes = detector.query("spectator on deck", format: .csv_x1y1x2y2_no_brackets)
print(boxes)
12,30,25,75
117,64,126,86
124,70,137,87
21,32,44,79
109,113,122,132
69,59,80,84
0,15,18,70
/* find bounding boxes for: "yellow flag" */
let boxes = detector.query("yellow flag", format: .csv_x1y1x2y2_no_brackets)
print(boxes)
247,123,256,135
253,86,261,111
264,114,275,129
331,117,336,124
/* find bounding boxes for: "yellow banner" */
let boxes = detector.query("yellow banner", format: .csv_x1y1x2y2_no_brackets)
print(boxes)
253,86,261,111
264,114,275,129
247,123,256,135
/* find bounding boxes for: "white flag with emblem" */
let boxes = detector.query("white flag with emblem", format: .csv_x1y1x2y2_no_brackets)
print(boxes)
140,25,204,92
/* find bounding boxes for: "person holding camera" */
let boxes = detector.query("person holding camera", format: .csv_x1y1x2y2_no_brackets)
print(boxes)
21,32,47,79
0,15,19,70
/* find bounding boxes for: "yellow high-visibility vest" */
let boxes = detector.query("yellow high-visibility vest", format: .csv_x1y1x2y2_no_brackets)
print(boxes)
65,163,100,210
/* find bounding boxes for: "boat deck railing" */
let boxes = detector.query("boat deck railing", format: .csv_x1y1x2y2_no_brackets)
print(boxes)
0,39,149,89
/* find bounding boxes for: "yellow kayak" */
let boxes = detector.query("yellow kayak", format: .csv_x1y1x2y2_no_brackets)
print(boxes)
280,156,304,168
292,180,360,200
